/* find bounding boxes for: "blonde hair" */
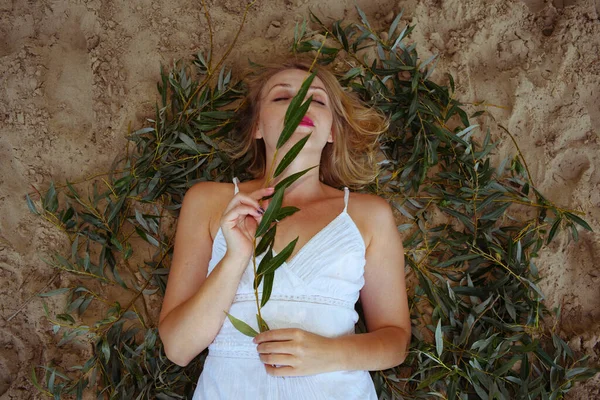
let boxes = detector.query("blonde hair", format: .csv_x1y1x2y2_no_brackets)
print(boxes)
229,57,388,189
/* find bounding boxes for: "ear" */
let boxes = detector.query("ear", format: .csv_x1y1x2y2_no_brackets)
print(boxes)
254,123,263,139
327,129,334,143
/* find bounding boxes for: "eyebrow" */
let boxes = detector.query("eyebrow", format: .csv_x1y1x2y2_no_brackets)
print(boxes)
266,83,328,95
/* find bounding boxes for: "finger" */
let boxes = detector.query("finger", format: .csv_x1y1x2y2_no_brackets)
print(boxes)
254,328,302,344
264,365,296,377
250,186,275,201
256,341,296,355
222,192,265,215
222,205,263,227
259,353,295,366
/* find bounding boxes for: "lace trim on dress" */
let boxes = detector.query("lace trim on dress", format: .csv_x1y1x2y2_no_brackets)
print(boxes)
233,293,355,309
208,348,260,360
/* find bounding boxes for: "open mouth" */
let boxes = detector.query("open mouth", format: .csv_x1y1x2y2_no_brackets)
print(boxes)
299,116,314,127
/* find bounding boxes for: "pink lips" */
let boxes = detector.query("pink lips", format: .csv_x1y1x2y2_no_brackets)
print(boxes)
299,116,314,127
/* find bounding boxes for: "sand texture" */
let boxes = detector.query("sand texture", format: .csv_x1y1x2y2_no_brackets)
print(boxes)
0,0,598,398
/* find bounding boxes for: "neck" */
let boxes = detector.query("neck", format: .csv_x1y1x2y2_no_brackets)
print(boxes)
260,152,327,203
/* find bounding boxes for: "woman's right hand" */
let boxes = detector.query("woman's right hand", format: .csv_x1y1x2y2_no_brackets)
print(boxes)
220,186,275,264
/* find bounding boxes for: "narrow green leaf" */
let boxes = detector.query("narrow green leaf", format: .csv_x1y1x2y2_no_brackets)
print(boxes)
255,225,276,257
435,319,443,356
257,237,298,276
277,95,313,150
101,339,110,361
275,206,300,221
493,355,520,375
416,369,447,390
564,212,593,231
278,71,315,147
225,312,258,338
260,271,275,308
31,367,43,391
135,209,150,232
43,182,58,213
255,188,284,238
566,367,595,380
106,195,126,224
274,166,317,192
355,4,372,30
437,253,479,268
547,217,561,245
255,247,273,290
480,202,511,221
479,192,504,210
26,193,40,215
274,134,311,177
256,313,270,333
388,11,403,40
48,369,56,393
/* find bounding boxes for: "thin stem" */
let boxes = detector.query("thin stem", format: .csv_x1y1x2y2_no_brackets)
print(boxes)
498,124,536,187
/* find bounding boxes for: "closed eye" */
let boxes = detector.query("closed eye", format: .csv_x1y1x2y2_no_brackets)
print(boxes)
274,97,290,102
313,99,326,106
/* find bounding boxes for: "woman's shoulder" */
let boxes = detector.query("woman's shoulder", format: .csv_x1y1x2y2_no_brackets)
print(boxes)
348,191,393,218
182,181,238,216
347,191,396,246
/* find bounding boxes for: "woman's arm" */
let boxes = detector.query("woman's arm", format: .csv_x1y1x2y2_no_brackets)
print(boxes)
254,195,411,375
158,182,272,367
344,194,411,369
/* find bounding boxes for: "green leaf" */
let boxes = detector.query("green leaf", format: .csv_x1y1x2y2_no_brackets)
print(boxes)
480,202,511,221
565,367,595,380
101,338,110,361
255,187,284,238
31,367,44,392
435,319,443,356
255,225,276,257
274,206,300,221
278,72,316,149
256,313,270,333
494,355,520,375
437,253,479,268
564,212,592,232
43,182,59,213
257,237,298,276
255,248,273,290
547,217,561,245
260,271,275,308
355,4,372,30
274,133,311,177
225,312,258,338
26,193,40,215
388,11,403,40
274,166,317,192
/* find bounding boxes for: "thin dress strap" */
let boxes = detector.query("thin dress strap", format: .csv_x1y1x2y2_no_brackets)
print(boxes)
232,177,240,195
343,187,349,212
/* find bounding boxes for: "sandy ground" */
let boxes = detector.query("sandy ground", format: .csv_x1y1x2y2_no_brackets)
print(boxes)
0,0,599,398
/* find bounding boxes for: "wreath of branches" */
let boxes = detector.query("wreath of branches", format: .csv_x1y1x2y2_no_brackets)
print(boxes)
25,5,597,399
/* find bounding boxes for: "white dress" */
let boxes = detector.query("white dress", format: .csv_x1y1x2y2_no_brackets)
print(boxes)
192,178,377,399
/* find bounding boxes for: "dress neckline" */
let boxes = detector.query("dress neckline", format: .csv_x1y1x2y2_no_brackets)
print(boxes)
214,210,364,268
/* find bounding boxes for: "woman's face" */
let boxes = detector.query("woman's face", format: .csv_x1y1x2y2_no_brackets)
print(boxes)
255,69,334,154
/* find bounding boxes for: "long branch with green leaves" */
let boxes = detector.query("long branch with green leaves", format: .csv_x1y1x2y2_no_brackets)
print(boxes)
225,71,318,337
25,5,597,400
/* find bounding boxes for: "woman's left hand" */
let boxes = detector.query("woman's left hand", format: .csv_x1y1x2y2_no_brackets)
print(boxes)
253,328,338,376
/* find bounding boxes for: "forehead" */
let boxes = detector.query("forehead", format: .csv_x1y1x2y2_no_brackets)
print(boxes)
263,69,327,94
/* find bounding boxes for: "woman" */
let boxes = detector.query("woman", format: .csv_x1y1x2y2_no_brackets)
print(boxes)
158,58,411,399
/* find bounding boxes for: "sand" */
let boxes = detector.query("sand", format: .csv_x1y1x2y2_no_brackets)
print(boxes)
0,0,598,398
